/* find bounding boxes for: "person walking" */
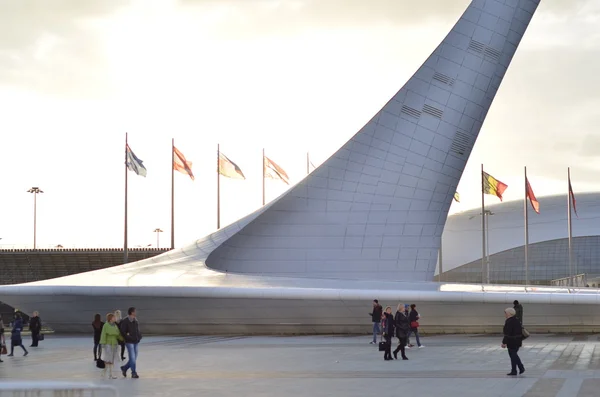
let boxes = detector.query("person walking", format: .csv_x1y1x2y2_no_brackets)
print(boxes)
92,313,104,361
8,313,28,357
404,304,411,347
100,313,124,379
29,311,42,347
407,304,424,348
502,307,525,376
513,300,523,324
369,300,383,345
382,306,395,361
0,315,5,362
120,307,142,379
393,304,409,360
114,310,126,361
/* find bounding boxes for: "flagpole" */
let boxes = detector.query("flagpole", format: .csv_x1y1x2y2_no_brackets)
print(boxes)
568,167,573,287
307,152,310,175
524,166,529,286
481,164,486,284
171,138,175,250
217,143,221,229
124,132,129,264
262,148,266,206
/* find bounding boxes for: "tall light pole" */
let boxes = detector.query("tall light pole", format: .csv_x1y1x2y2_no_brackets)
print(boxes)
154,228,163,248
27,187,44,249
484,210,495,284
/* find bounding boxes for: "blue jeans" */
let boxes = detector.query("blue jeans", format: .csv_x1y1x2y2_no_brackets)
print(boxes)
123,343,139,374
408,328,421,346
372,322,380,343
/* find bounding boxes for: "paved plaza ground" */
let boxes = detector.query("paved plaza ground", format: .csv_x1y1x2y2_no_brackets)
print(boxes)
1,334,600,396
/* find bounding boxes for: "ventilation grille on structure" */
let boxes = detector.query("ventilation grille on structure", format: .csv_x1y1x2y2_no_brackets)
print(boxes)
450,131,472,156
468,40,485,53
422,104,443,119
401,105,422,119
483,47,501,61
468,39,502,62
433,72,455,86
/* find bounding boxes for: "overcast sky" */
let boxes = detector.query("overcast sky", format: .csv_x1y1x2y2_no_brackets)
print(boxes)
1,0,599,248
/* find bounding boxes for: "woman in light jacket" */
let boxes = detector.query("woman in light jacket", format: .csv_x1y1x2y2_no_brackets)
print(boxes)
114,310,126,361
99,313,124,379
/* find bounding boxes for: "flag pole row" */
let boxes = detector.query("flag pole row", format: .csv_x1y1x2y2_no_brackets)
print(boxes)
452,166,577,286
123,136,318,262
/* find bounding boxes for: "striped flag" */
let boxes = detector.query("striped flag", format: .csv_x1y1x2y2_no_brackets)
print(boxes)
526,177,540,214
173,146,194,180
264,156,290,185
453,192,460,203
219,152,245,179
482,171,508,201
126,144,147,177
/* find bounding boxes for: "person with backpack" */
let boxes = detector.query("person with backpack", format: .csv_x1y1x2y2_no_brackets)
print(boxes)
382,306,395,361
369,300,383,345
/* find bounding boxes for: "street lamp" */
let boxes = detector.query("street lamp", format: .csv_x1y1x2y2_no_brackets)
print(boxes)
484,210,495,283
27,187,44,249
154,228,163,248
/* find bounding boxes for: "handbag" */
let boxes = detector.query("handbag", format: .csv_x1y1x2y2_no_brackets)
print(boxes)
410,321,419,328
38,334,45,341
96,359,106,369
1,345,6,355
522,327,530,340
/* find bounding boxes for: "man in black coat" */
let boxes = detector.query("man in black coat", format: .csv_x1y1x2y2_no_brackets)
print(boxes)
120,307,142,379
382,307,395,361
369,300,383,345
29,311,41,347
513,300,523,324
502,307,524,376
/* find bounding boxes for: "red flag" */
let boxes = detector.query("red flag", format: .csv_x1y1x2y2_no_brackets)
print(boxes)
173,146,194,180
569,177,578,217
526,177,540,214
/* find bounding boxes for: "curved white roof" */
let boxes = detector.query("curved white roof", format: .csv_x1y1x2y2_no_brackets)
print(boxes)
441,192,600,272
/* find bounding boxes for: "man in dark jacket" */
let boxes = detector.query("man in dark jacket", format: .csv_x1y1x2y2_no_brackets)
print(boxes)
29,311,41,347
513,300,523,324
120,307,142,379
502,307,524,376
393,305,409,360
369,300,383,344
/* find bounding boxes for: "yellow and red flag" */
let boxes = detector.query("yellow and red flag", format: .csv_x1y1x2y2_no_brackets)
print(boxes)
264,156,290,185
526,178,540,214
482,171,508,201
173,146,194,180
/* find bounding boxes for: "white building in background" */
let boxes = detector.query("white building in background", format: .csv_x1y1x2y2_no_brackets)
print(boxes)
6,0,598,335
440,192,600,285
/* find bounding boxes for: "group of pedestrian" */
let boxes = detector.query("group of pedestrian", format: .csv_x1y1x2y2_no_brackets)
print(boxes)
93,307,142,379
0,311,43,362
370,299,528,375
370,300,424,361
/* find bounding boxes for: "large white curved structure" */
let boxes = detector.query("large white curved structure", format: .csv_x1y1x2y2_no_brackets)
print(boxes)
440,193,600,283
6,0,591,335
